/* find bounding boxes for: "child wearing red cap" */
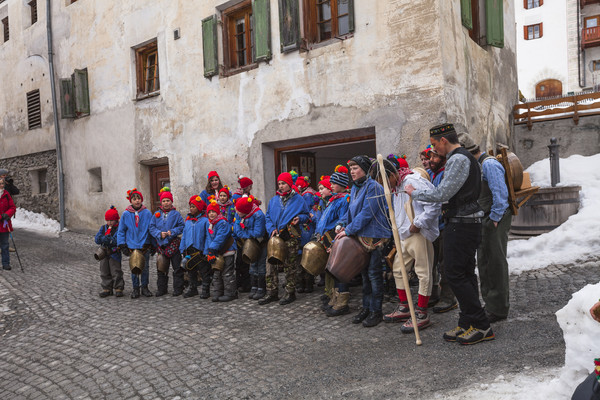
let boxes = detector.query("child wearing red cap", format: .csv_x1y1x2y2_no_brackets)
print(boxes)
205,200,237,302
260,172,310,306
232,176,259,204
149,187,186,297
180,195,212,298
231,176,259,294
94,206,124,297
200,171,223,204
295,176,319,294
216,186,236,224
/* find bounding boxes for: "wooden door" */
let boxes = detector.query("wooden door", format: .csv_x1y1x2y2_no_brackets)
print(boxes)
283,151,317,189
535,79,562,99
150,164,170,211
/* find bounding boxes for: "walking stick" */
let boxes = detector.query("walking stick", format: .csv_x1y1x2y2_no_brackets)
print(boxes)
9,231,24,273
376,154,422,346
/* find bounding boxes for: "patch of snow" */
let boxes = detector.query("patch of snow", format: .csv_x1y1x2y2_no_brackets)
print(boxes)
11,208,61,236
507,154,600,274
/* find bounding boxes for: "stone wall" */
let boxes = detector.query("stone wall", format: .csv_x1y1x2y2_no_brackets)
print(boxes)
0,150,59,219
512,115,600,169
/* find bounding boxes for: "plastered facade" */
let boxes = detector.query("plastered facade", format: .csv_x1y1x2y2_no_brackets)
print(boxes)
0,0,517,230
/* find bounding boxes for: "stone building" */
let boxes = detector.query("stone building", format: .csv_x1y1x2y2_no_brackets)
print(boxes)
0,0,517,230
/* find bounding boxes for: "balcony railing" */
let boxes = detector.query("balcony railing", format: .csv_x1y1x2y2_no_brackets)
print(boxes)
581,0,600,8
582,26,600,49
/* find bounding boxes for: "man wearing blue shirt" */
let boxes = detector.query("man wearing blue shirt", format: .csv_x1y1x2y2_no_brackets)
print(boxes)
459,133,511,323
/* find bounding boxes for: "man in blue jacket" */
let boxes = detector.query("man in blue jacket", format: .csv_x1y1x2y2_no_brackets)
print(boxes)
261,172,309,306
335,155,392,327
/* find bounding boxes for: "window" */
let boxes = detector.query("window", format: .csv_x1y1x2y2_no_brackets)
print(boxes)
224,1,254,69
585,16,600,29
460,0,504,48
26,89,41,130
524,23,543,40
302,0,354,46
524,0,542,9
134,40,159,98
60,68,90,118
29,0,38,25
2,16,8,43
88,167,102,192
593,60,600,71
30,168,48,195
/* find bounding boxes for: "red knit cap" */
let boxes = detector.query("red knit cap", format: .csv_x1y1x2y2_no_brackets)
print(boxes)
208,171,220,180
277,172,294,188
334,165,348,174
238,176,253,189
318,176,332,191
219,186,231,199
159,187,173,202
235,195,255,215
104,205,119,221
296,176,309,189
189,195,206,212
397,157,409,169
126,188,143,202
206,200,220,215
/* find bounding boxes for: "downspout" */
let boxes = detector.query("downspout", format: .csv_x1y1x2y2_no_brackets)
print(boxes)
46,0,65,230
578,1,586,88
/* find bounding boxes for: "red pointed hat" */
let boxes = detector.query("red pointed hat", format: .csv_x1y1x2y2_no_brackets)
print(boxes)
238,176,253,189
235,195,255,215
277,172,294,188
189,195,206,212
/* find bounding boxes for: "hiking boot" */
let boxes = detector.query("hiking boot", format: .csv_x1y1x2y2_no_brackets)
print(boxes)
99,289,113,298
115,289,124,298
400,307,432,334
218,294,238,302
141,286,153,297
456,325,495,345
258,292,279,305
323,289,338,312
279,291,296,305
200,285,210,299
383,302,411,323
433,299,458,314
155,290,167,297
362,311,383,328
183,288,198,298
253,276,266,300
326,291,350,317
486,311,507,323
130,288,140,299
352,308,370,324
248,276,258,299
253,288,265,300
443,326,466,342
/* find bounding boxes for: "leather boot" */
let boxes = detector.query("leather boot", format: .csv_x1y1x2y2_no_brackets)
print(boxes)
362,311,383,328
352,307,370,324
253,276,266,300
199,284,210,299
258,291,279,305
296,276,305,293
326,291,350,317
279,290,296,305
218,293,238,302
248,275,258,299
130,287,140,299
141,286,153,297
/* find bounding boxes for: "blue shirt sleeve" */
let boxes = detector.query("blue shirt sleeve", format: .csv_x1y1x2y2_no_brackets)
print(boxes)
149,214,161,240
95,226,105,245
171,211,185,236
482,158,509,222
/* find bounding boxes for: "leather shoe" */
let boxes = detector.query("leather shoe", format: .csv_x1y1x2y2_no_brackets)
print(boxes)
486,311,507,323
362,311,383,328
352,308,370,324
258,293,279,305
99,289,113,298
2,265,11,271
141,286,153,297
279,292,296,305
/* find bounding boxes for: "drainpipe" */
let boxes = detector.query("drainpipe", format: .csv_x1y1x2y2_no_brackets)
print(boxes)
46,0,65,230
578,1,586,88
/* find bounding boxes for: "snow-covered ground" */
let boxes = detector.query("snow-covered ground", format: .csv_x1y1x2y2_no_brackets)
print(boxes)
11,207,61,236
507,154,600,274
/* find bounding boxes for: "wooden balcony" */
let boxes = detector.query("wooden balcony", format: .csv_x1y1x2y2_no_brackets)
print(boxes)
582,26,600,49
581,0,600,7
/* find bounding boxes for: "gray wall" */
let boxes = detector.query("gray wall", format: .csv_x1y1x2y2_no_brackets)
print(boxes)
513,116,600,169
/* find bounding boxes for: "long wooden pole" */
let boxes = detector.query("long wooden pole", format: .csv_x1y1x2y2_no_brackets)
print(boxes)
376,154,422,346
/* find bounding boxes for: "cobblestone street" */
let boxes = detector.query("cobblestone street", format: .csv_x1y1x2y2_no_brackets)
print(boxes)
0,229,598,399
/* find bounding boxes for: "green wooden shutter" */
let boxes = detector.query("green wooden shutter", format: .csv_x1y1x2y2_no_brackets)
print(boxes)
348,0,355,33
202,15,218,78
73,68,90,115
278,0,300,53
486,0,504,48
461,0,473,30
252,0,271,62
59,78,75,119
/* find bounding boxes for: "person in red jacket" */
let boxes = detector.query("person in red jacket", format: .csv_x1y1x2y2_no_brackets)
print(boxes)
0,177,17,270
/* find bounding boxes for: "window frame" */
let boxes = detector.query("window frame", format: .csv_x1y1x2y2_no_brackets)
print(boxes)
26,89,42,130
302,0,353,49
524,0,542,10
2,16,8,43
584,15,600,29
524,22,543,40
221,0,257,75
29,0,38,25
134,40,160,100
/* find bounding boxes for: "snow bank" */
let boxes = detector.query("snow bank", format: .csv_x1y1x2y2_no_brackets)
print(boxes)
441,282,600,400
11,207,61,236
507,154,600,274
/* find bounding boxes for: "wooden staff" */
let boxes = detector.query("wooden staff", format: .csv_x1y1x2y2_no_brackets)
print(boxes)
376,154,422,346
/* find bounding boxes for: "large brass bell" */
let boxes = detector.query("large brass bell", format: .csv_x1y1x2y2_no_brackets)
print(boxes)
129,249,146,275
301,241,328,276
156,254,169,273
267,236,287,264
242,238,260,264
212,255,225,271
94,247,107,261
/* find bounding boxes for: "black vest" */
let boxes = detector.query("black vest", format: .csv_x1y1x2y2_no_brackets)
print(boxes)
443,147,482,218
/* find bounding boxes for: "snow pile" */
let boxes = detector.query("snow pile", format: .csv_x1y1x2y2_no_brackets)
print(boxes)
507,154,600,274
11,207,61,236
441,282,600,400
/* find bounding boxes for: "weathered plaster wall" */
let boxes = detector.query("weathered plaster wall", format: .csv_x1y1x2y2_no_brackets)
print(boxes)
513,116,600,169
440,0,518,151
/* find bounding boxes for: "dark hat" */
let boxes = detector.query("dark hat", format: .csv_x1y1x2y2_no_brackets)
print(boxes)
370,159,398,180
429,123,456,137
330,171,349,188
458,132,480,153
0,168,8,175
347,155,373,175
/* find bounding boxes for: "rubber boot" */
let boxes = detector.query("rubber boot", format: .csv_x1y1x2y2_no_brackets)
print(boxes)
253,275,266,300
326,290,350,317
248,275,258,299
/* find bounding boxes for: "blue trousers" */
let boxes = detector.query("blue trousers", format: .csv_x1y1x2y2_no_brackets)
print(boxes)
131,252,150,288
249,245,267,276
361,248,383,313
0,232,9,267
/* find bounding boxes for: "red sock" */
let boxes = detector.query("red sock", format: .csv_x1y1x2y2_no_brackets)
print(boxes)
397,289,408,303
417,294,430,309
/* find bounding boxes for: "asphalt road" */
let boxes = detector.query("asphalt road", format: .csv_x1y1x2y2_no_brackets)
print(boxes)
0,229,598,399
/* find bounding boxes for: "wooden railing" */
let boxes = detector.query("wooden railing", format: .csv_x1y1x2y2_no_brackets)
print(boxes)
581,0,600,8
582,26,600,49
513,91,600,130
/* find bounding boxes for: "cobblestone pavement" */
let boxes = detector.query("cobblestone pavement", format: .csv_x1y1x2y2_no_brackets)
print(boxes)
0,229,599,399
